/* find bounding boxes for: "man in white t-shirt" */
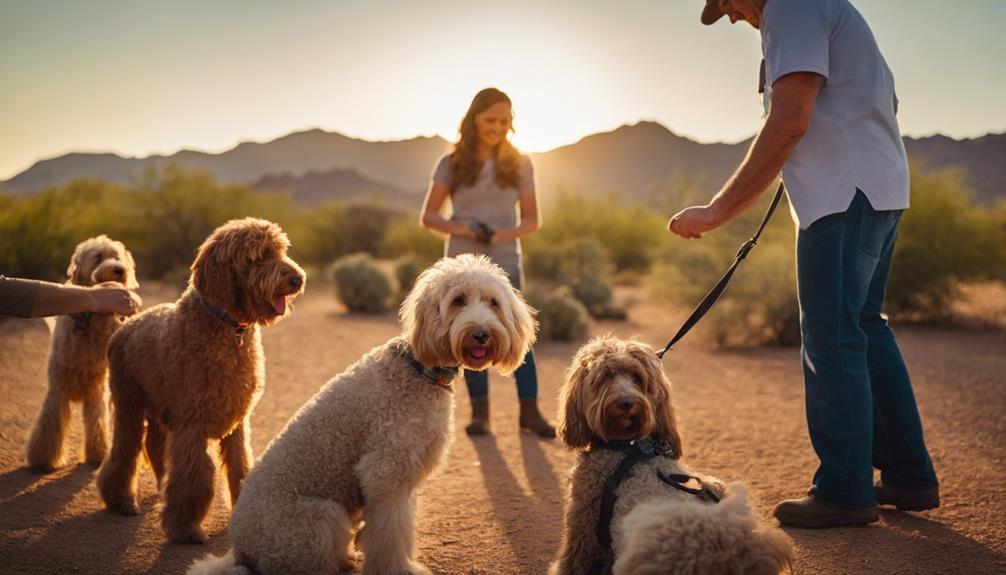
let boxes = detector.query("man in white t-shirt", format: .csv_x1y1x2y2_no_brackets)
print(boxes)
668,0,939,528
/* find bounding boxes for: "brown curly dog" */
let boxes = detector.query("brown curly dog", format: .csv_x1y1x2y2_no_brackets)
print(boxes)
550,336,793,575
97,218,305,544
26,235,138,472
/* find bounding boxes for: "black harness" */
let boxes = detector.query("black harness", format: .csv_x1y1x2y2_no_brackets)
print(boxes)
594,437,722,553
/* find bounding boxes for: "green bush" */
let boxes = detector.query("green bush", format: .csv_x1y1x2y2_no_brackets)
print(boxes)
381,216,443,265
525,191,667,274
526,286,590,342
647,186,799,346
887,167,1003,318
0,179,135,280
392,255,425,302
330,253,392,313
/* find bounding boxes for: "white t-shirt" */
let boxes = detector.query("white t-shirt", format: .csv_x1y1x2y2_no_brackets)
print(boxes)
761,0,909,228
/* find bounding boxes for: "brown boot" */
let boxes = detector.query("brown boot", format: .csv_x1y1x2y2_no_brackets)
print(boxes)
519,398,556,438
465,397,490,436
875,479,940,511
773,496,878,528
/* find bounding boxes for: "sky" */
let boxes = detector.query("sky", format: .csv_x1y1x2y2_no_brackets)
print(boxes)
1,0,1004,180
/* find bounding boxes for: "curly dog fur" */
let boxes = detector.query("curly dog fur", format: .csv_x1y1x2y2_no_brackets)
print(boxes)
550,336,793,575
97,218,305,543
26,235,138,472
188,254,536,575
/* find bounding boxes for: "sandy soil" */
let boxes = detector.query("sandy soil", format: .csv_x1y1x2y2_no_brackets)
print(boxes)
1,283,1004,575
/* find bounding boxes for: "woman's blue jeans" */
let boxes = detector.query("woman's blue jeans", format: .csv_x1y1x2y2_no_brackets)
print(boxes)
465,269,538,400
797,190,938,508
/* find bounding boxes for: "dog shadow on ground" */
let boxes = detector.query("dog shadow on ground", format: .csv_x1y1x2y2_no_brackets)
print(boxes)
0,464,98,521
1,464,150,573
784,510,1005,573
472,434,565,575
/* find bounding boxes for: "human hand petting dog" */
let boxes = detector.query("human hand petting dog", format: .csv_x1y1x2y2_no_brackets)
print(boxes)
88,284,142,315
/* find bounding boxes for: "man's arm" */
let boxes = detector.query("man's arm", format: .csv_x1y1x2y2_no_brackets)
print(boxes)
668,72,822,238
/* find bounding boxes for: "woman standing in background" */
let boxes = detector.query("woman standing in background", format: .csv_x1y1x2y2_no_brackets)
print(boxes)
420,87,554,438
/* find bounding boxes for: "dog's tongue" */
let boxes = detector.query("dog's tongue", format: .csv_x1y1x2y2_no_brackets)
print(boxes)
469,347,487,360
271,296,287,315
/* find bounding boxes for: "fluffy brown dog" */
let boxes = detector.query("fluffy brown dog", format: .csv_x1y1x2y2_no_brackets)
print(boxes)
97,218,305,544
26,235,138,472
551,336,792,575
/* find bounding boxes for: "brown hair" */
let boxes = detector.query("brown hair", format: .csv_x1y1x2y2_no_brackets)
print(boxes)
448,87,523,193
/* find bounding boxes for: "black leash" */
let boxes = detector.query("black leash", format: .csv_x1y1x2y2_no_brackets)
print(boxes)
656,181,786,359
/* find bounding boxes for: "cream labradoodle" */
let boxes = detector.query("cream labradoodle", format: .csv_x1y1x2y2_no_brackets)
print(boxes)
550,336,793,575
97,218,305,544
188,254,536,575
26,235,138,472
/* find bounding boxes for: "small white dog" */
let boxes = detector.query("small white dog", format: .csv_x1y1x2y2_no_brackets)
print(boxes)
550,336,793,575
189,254,537,575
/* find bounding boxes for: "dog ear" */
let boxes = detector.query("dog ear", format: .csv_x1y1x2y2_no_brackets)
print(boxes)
118,242,140,290
629,343,683,459
495,281,538,375
66,239,93,286
401,262,453,367
191,227,239,315
558,354,594,449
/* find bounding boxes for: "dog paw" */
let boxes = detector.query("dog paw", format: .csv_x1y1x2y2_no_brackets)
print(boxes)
166,525,207,545
105,496,139,516
26,462,58,475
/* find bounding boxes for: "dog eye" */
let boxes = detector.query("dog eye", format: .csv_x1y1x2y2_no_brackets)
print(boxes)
489,298,499,308
452,295,466,306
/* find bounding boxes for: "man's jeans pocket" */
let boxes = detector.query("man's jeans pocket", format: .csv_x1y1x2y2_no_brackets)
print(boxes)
854,190,900,258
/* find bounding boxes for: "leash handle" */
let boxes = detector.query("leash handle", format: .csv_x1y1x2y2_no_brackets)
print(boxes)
656,181,785,359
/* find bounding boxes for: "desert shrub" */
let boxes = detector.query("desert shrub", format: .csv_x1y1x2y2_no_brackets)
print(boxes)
526,286,590,342
648,187,799,346
888,167,1003,318
381,216,443,265
286,202,348,268
129,166,294,278
330,253,392,313
0,180,136,280
392,255,426,301
525,192,667,274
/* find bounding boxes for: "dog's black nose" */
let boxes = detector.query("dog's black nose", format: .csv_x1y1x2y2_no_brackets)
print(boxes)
290,276,303,288
473,329,490,344
617,399,634,412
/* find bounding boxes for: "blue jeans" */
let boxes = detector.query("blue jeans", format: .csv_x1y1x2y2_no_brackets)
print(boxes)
797,190,938,508
465,268,538,400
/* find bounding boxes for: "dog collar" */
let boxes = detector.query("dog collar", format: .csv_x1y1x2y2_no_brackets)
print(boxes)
400,346,458,390
194,290,249,348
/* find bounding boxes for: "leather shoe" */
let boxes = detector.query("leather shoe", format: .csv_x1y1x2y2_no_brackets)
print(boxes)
875,479,940,511
773,496,879,528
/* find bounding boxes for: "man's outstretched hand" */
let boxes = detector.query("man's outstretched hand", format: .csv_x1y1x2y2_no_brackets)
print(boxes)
667,205,722,239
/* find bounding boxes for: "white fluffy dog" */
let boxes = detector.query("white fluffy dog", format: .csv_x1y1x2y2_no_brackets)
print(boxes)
550,336,793,575
189,254,536,575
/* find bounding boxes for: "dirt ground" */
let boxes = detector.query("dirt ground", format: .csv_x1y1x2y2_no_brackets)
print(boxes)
1,283,1004,575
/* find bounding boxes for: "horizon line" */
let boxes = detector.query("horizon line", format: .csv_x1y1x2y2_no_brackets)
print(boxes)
4,121,1005,183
